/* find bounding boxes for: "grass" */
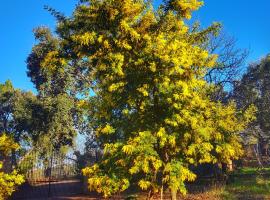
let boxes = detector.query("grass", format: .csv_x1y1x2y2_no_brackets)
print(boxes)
103,168,270,200
234,167,270,175
214,167,270,200
133,173,270,200
222,175,270,199
179,167,270,200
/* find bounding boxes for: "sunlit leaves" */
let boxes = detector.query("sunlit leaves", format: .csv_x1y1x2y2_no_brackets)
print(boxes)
31,0,256,198
0,134,19,155
170,0,204,19
72,32,97,46
138,180,151,190
0,134,24,199
122,145,135,155
98,124,115,135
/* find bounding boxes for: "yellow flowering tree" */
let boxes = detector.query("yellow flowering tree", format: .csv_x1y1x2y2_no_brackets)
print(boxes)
0,134,24,200
27,0,256,199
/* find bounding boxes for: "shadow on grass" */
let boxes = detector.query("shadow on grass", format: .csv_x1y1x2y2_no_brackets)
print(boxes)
222,171,270,200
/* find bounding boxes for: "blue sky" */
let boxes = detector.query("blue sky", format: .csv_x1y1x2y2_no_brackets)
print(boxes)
0,0,269,92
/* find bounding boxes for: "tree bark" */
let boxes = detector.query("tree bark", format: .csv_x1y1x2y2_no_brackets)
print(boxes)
160,185,163,200
11,149,17,168
254,143,263,167
147,190,153,200
171,189,177,200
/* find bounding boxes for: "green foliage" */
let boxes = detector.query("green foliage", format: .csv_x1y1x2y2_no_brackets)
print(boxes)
0,80,36,140
26,26,87,151
0,80,15,135
234,55,270,136
0,80,39,166
39,94,78,148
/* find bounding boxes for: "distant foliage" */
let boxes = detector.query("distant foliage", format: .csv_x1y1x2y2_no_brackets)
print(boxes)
0,80,39,165
26,26,86,150
233,55,270,142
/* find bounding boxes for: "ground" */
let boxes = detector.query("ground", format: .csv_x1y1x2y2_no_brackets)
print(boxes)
11,167,270,200
221,167,270,200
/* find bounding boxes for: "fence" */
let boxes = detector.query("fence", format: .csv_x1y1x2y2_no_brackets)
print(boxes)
11,150,83,199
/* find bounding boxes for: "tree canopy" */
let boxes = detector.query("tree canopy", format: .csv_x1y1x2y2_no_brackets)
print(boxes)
233,55,270,143
25,0,256,198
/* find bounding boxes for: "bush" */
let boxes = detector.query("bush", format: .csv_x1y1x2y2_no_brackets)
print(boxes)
0,134,24,200
0,162,24,200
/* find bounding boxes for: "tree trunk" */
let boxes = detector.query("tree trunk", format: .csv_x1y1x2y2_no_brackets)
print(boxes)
171,189,177,200
228,159,233,171
147,190,153,200
160,185,163,200
254,144,263,167
11,149,17,168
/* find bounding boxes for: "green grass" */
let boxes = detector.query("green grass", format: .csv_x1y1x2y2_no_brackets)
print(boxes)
233,167,270,175
198,176,270,200
219,167,270,199
227,176,270,194
185,167,270,200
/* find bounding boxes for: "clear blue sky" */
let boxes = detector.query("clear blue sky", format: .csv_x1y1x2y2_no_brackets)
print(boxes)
0,0,269,92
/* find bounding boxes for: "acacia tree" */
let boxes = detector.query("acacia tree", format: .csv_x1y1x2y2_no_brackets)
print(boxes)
0,134,24,200
28,0,255,198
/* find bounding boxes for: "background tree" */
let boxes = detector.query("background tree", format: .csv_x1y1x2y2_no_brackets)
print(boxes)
205,31,249,101
0,80,15,135
0,80,37,166
233,55,270,165
205,31,249,88
26,28,85,152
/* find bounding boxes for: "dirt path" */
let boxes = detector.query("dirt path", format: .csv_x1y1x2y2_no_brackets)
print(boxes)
11,180,85,200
